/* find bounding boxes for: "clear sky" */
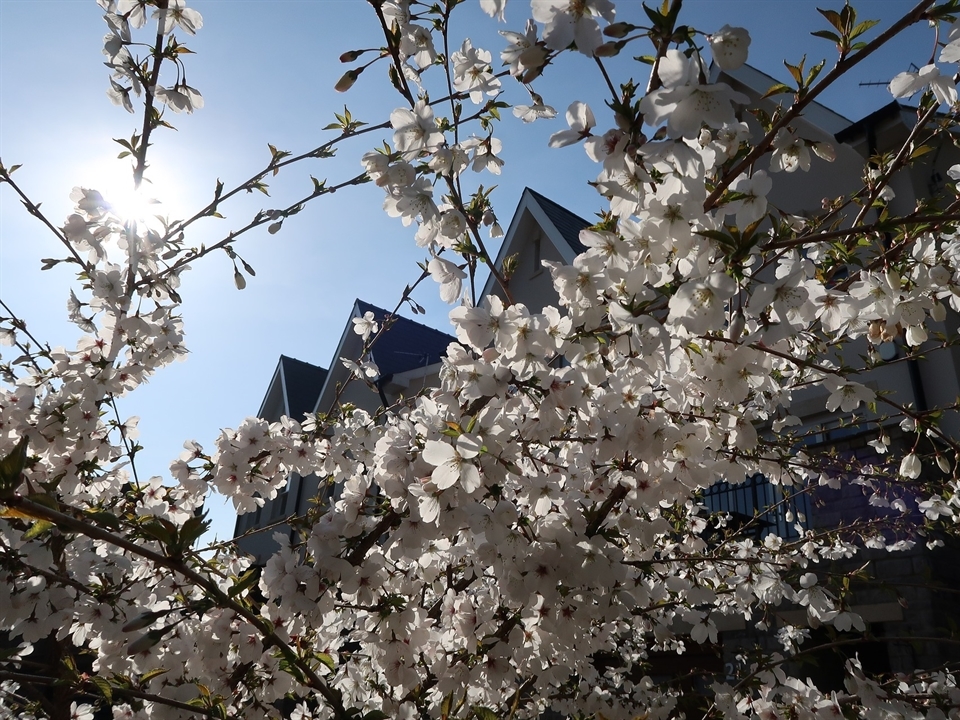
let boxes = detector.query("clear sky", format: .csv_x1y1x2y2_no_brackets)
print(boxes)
0,0,931,541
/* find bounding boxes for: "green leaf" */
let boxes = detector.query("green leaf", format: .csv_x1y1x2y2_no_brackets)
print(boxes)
805,59,826,87
0,436,28,497
90,675,113,703
810,29,842,44
850,18,880,40
22,519,54,541
139,667,169,685
316,652,336,672
473,707,498,720
817,7,844,32
784,56,805,86
122,608,172,632
762,83,794,99
642,3,665,27
87,510,121,531
228,567,261,597
139,517,176,547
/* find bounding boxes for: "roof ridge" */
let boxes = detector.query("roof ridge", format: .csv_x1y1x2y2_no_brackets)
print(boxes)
524,187,591,226
279,354,325,370
355,298,455,341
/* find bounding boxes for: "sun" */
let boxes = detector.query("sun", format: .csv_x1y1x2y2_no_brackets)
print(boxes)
80,157,181,230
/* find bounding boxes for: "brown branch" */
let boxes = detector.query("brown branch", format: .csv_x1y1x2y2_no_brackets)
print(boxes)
704,0,936,212
346,510,400,566
133,0,170,189
0,172,89,271
4,495,350,720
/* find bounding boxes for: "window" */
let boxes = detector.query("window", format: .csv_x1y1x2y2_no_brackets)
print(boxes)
703,474,809,540
270,490,288,520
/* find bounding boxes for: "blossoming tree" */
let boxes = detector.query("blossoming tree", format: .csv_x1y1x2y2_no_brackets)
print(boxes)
5,0,960,719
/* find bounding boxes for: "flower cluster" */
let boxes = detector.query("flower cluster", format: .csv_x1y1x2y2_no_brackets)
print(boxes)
5,2,960,720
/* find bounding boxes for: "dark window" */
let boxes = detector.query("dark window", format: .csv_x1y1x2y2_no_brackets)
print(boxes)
703,473,809,540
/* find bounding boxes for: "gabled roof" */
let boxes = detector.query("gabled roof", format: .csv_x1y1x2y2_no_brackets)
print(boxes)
523,188,590,255
355,299,455,377
257,355,328,423
279,355,328,421
709,62,852,137
833,100,927,146
311,299,456,415
483,187,592,301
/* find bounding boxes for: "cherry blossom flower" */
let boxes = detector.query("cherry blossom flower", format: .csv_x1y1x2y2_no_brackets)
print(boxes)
352,311,378,341
155,82,204,113
428,256,466,303
709,25,751,71
532,0,615,56
548,101,595,147
823,376,874,413
154,0,203,35
668,272,739,335
500,20,549,81
400,24,437,69
639,50,749,138
889,64,958,106
513,98,557,123
452,39,501,104
724,170,772,228
391,100,444,159
769,128,811,172
900,452,922,479
421,436,482,492
479,0,506,21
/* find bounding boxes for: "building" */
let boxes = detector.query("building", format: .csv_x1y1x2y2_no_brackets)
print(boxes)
233,299,454,562
233,66,960,680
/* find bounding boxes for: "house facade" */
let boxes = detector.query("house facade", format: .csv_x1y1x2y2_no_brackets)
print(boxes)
233,300,454,562
233,67,960,680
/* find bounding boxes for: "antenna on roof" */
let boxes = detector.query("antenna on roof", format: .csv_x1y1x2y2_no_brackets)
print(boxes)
859,63,920,87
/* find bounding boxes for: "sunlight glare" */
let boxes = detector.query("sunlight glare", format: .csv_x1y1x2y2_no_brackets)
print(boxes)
81,157,177,229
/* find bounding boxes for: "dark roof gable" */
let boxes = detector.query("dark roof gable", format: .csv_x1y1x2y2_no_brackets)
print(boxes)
524,188,590,254
278,355,327,421
354,300,456,377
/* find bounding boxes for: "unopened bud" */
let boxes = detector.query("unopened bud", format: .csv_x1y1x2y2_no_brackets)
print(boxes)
339,49,365,63
335,67,363,93
594,41,623,57
604,22,634,38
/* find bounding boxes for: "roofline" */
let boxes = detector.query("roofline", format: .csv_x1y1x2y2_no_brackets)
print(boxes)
709,62,852,135
834,101,917,144
256,357,286,419
481,187,584,300
311,299,365,415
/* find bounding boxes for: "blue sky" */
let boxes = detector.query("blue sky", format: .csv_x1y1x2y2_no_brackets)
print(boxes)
0,0,930,540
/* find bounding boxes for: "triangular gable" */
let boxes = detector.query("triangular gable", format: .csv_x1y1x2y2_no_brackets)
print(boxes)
355,300,455,377
312,299,455,416
257,355,327,423
280,356,328,422
709,62,852,137
482,187,591,303
256,359,287,421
